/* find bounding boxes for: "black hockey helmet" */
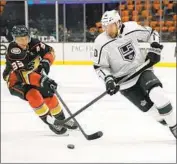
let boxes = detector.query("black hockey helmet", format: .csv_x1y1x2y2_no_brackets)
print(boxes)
11,25,30,40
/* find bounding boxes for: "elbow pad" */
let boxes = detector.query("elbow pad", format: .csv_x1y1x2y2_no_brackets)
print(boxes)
149,30,160,44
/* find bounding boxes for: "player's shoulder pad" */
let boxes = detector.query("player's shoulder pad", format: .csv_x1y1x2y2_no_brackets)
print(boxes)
122,21,139,36
31,37,40,44
92,32,113,64
30,37,51,51
94,32,113,51
7,42,25,61
29,37,41,48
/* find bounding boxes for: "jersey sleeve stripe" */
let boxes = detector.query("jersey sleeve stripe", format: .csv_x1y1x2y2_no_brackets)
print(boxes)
125,30,151,36
100,70,106,76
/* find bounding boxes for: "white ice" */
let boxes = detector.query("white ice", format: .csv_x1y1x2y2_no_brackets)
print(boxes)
1,66,176,163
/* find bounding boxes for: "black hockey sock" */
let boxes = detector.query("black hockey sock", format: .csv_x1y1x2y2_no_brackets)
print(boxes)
53,110,65,120
39,112,51,125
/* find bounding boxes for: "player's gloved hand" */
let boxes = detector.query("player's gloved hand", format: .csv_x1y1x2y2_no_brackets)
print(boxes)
25,61,35,71
146,42,163,67
40,76,57,94
105,75,119,96
37,59,50,75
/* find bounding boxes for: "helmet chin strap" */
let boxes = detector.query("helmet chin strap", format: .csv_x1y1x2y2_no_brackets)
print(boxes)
116,20,122,35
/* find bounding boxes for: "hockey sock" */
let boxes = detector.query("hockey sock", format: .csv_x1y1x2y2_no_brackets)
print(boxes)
26,88,50,124
146,104,167,125
149,86,176,127
44,95,64,119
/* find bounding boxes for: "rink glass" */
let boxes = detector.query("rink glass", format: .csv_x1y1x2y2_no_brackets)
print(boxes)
0,0,176,43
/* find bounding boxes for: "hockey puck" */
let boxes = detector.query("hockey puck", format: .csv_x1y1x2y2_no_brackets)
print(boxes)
67,144,75,149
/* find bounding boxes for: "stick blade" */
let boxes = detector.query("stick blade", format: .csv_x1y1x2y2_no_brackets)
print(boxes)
87,131,103,140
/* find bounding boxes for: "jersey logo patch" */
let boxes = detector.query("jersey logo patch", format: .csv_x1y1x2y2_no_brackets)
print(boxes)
11,48,21,54
118,41,136,62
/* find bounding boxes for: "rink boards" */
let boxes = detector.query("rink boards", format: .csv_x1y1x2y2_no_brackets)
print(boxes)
0,42,176,67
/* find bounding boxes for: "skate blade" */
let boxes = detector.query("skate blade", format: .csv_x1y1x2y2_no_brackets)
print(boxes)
67,128,80,132
42,132,69,137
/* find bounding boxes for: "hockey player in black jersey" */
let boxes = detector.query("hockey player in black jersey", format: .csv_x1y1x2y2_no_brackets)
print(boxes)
3,25,78,135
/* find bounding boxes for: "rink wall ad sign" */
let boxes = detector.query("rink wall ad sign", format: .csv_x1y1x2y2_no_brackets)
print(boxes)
0,41,176,67
0,43,8,59
0,36,57,43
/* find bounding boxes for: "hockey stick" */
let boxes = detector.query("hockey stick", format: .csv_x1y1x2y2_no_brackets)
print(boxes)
55,59,151,126
54,90,103,140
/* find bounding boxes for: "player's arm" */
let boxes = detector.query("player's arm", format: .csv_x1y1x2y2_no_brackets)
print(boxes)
3,54,29,99
92,48,111,81
34,40,55,75
127,21,159,44
92,40,119,95
132,22,163,66
6,58,57,97
3,60,12,81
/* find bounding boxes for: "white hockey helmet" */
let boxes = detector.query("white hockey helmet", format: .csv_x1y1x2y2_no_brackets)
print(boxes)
101,10,121,29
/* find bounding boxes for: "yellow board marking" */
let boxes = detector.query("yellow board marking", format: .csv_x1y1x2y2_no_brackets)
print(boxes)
1,60,176,67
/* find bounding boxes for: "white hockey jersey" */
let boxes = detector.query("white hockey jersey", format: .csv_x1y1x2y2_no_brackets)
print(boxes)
92,21,159,90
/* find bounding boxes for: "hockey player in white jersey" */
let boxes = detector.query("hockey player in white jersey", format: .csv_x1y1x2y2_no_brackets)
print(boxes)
92,10,176,138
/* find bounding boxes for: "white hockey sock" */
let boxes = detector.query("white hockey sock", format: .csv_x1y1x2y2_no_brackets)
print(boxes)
146,104,163,122
149,86,176,127
162,110,176,127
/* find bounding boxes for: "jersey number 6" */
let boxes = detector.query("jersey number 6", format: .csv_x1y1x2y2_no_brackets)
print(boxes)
11,61,24,71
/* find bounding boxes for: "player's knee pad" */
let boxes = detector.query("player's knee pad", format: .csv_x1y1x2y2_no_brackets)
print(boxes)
44,95,62,116
44,95,58,109
26,89,50,118
26,88,44,108
149,86,172,115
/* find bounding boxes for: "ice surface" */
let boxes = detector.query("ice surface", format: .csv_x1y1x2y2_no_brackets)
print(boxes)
1,66,176,163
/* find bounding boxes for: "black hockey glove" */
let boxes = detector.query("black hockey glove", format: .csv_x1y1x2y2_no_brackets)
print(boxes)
105,75,119,96
37,59,50,75
40,76,57,94
25,61,35,70
146,42,163,67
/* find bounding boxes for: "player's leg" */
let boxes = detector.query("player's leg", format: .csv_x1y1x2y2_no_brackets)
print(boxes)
9,84,66,134
120,83,166,125
44,95,78,129
146,104,167,126
149,87,176,138
9,84,50,123
25,88,68,134
138,70,176,138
